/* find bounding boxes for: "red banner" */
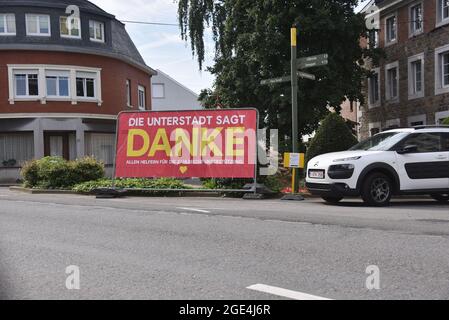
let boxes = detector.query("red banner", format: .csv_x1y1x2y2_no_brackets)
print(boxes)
115,109,258,178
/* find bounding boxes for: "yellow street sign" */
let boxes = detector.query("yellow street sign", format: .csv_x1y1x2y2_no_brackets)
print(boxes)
284,152,305,169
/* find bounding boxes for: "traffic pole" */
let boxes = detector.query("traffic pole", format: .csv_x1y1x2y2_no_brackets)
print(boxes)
291,26,299,194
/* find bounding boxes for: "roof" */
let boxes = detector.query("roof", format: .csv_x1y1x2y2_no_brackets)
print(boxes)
0,0,156,75
153,69,199,97
0,0,113,18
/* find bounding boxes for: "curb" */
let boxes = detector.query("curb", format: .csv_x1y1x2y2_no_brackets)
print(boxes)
9,186,79,195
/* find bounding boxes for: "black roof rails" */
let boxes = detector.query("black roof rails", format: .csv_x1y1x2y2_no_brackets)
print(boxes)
413,125,449,130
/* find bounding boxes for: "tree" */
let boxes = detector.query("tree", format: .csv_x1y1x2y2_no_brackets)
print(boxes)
178,0,380,150
305,113,358,161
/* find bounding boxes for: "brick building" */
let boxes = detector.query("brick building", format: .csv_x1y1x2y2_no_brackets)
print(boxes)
0,0,156,182
360,0,449,138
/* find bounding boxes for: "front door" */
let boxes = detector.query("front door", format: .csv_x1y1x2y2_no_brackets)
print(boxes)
395,132,449,191
44,133,70,160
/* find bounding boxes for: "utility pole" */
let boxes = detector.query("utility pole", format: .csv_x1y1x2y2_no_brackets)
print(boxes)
290,26,299,194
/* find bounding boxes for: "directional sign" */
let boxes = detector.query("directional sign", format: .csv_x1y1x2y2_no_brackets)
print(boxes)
298,54,328,69
260,75,291,85
297,71,316,81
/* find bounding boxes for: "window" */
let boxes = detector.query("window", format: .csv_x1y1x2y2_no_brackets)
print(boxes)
85,133,115,165
435,45,449,94
126,80,132,107
152,83,165,99
46,71,70,97
408,115,426,127
60,16,81,38
76,77,95,98
410,3,423,35
385,62,399,101
89,20,104,42
14,72,39,97
367,30,378,49
385,14,397,44
408,54,424,99
26,14,51,36
437,0,449,26
0,14,16,35
368,69,380,107
398,133,443,153
138,85,146,110
0,133,34,167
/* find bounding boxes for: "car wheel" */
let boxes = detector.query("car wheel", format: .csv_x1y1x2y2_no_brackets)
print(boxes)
322,196,343,204
430,193,449,203
361,172,393,207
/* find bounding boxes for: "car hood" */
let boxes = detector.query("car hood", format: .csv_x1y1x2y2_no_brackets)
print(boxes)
308,150,384,165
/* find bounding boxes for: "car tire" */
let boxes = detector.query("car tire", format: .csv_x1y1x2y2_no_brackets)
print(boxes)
430,193,449,203
361,172,393,207
322,196,343,204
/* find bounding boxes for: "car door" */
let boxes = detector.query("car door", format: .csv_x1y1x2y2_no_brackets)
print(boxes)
395,132,449,191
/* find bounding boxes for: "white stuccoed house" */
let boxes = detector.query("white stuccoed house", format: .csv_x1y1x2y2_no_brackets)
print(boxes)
151,69,202,111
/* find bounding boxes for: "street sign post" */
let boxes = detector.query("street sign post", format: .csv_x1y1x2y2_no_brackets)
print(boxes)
297,54,328,69
259,27,328,200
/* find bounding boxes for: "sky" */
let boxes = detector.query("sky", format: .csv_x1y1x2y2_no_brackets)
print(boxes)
89,0,372,95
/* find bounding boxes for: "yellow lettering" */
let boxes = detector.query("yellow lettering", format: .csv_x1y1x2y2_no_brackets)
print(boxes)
127,129,150,157
148,128,171,157
201,128,223,157
226,127,245,157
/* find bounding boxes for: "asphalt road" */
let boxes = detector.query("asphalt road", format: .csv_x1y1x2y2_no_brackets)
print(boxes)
0,187,448,300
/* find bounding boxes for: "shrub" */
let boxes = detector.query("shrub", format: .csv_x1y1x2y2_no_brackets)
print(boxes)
72,178,189,194
305,113,358,162
70,157,105,184
21,160,39,188
21,156,105,189
442,117,449,125
201,178,251,190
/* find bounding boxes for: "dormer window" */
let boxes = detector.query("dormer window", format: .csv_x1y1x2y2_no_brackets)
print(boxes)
89,20,104,42
26,14,51,36
0,14,16,35
60,16,81,38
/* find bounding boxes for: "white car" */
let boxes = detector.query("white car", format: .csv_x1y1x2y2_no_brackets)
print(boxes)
306,126,449,206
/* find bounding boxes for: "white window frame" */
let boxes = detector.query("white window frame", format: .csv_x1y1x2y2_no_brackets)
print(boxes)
435,110,449,124
408,53,425,100
26,14,51,36
60,16,81,39
7,64,102,105
45,70,70,99
436,0,449,27
368,67,380,108
76,73,97,100
89,20,105,42
126,79,132,108
434,44,449,95
385,61,399,102
0,13,16,35
138,85,146,110
385,13,398,46
409,2,424,37
408,114,427,127
13,72,39,98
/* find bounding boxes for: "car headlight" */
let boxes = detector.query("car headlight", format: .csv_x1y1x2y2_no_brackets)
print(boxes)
333,156,361,162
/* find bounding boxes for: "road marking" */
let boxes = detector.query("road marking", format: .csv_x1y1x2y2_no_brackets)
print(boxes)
247,284,332,300
177,207,211,213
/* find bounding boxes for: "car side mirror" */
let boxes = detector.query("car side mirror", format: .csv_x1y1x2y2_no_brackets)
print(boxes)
397,144,418,154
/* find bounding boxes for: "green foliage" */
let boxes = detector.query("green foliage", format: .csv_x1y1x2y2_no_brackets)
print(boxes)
72,178,190,194
21,157,105,189
178,0,382,144
201,178,250,190
305,113,358,161
442,117,449,125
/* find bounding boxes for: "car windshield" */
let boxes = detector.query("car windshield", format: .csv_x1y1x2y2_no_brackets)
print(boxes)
349,132,409,151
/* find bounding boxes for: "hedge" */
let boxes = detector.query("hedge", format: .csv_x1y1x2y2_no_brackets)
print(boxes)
21,156,105,189
72,178,190,193
305,113,358,162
